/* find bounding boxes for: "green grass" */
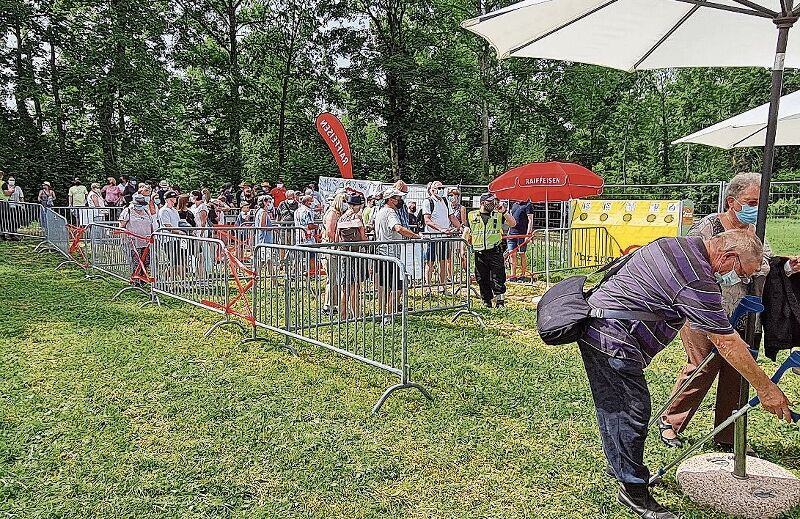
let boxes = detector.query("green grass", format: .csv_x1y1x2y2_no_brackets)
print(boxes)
1,241,799,518
766,218,800,255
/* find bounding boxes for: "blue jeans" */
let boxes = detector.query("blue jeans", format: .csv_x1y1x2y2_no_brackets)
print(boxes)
578,341,651,485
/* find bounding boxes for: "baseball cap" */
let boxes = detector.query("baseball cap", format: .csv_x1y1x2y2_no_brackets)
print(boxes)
479,192,496,203
164,191,178,200
383,188,406,199
159,180,169,188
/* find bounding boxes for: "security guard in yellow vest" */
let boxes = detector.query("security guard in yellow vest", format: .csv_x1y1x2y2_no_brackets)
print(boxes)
463,193,516,308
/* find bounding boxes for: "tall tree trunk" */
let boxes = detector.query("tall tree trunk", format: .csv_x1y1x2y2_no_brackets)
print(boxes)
99,87,118,178
278,19,298,173
386,71,406,181
278,73,289,171
12,22,35,132
659,90,670,178
228,2,242,181
48,25,66,152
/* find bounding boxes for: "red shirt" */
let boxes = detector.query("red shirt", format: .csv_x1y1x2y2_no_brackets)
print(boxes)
271,186,287,206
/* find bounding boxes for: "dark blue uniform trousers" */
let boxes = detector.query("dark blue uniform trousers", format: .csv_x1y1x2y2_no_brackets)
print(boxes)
579,341,651,485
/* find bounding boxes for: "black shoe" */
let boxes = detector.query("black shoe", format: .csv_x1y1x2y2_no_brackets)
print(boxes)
605,463,616,478
657,417,683,449
618,484,678,519
495,299,505,308
483,300,493,308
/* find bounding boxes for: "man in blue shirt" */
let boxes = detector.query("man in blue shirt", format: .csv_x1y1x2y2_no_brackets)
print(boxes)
507,201,535,282
578,229,791,518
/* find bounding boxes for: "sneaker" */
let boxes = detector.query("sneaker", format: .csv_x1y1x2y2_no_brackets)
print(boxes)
617,484,677,519
483,300,493,308
495,299,505,308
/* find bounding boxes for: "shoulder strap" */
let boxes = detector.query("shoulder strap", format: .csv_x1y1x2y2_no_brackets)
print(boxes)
428,198,434,214
587,249,663,322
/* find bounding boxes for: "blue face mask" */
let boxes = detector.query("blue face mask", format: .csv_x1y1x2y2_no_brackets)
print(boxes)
735,201,758,225
715,270,742,287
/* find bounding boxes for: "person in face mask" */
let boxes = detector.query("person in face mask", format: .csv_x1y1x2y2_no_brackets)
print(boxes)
573,229,790,519
658,172,777,452
2,175,25,240
118,193,157,286
422,180,463,294
462,193,516,308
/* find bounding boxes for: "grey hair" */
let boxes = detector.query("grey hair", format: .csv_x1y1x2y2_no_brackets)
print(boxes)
713,229,763,263
724,172,761,202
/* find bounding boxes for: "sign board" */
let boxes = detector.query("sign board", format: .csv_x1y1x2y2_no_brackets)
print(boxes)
315,113,353,179
570,199,694,265
318,176,384,199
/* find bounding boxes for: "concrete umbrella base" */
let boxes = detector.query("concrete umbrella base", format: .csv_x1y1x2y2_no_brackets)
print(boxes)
677,453,800,519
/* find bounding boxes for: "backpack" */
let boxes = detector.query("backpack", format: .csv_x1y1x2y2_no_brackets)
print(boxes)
278,201,297,222
536,252,662,346
336,214,363,251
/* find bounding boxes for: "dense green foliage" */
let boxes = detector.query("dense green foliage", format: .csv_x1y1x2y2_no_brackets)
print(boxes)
3,0,800,196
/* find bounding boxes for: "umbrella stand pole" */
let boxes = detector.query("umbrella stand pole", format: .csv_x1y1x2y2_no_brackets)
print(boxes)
733,15,796,480
545,193,550,289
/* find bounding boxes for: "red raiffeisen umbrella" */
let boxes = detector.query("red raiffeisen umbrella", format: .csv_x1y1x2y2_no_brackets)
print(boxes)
489,162,604,287
488,161,604,202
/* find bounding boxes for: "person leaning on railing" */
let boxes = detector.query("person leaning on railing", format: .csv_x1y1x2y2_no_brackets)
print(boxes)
462,192,516,309
374,188,422,319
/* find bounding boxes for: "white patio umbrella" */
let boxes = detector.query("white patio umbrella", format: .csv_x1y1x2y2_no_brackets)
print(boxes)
462,0,799,239
462,0,800,482
674,89,800,148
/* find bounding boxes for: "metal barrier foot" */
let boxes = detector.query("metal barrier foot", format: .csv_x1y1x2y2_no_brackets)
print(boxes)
204,318,247,338
372,382,433,414
112,285,150,301
55,260,72,270
452,309,485,328
238,336,298,356
139,295,161,309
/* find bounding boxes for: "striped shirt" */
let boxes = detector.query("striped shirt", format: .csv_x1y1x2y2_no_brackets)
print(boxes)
580,236,733,367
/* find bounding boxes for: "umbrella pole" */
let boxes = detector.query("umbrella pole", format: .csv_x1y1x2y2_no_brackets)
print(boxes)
733,14,796,480
545,192,550,288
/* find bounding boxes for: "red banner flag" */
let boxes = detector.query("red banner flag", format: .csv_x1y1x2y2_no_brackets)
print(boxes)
315,113,353,179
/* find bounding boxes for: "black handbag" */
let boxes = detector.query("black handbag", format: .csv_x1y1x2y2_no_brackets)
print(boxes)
536,253,661,346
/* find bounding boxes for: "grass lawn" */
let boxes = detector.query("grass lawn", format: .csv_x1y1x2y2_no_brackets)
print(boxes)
1,239,799,518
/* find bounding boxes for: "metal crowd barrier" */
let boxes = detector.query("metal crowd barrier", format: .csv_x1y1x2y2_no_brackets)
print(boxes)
89,223,155,302
205,224,305,267
0,201,43,240
51,205,124,227
247,242,432,412
39,206,70,259
151,231,252,337
310,235,483,326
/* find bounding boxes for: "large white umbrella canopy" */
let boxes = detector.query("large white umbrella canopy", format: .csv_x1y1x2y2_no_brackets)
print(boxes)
674,89,800,148
461,0,795,71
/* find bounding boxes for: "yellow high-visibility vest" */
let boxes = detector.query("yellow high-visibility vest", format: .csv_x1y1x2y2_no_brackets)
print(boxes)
468,210,503,251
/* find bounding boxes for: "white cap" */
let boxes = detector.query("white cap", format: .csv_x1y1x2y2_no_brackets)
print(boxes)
383,188,407,198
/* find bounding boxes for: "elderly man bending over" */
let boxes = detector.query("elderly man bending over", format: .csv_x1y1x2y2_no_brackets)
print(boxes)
576,229,792,519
